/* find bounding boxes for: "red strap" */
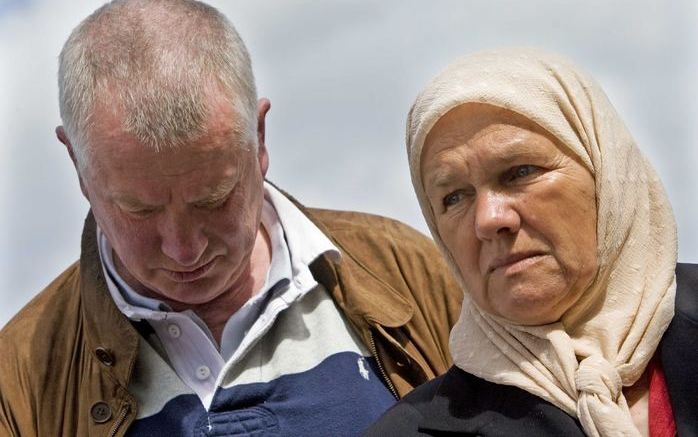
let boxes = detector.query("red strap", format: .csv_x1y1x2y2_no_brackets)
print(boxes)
648,355,677,437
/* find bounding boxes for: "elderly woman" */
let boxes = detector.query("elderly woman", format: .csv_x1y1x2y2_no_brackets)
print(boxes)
365,48,697,436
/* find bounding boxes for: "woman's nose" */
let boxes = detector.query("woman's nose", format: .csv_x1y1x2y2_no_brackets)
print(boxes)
473,191,521,241
159,212,208,267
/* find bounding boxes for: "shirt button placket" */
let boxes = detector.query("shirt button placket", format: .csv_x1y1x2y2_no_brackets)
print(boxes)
196,365,211,380
167,324,181,338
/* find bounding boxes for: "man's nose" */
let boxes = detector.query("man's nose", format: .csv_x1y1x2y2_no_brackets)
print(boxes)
473,191,520,241
159,212,207,266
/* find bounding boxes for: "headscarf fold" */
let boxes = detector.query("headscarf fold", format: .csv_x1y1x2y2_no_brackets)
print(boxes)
406,48,677,436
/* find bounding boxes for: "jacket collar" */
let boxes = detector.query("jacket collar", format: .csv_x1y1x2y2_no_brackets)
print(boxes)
309,252,413,330
79,211,140,387
274,185,414,330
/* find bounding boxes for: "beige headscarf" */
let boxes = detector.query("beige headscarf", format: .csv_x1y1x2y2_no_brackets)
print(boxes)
407,48,677,436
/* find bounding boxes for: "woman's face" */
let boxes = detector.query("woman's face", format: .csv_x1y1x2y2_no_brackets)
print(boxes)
421,103,598,325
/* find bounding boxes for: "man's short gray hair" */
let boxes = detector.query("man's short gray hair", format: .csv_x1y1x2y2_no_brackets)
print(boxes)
58,0,258,170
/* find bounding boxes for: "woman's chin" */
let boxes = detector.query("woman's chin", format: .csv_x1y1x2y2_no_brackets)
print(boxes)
484,285,569,326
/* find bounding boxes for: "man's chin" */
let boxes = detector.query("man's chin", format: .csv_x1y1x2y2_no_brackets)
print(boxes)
149,279,226,308
133,272,211,299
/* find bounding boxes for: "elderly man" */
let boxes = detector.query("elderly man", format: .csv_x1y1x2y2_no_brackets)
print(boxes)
0,1,460,436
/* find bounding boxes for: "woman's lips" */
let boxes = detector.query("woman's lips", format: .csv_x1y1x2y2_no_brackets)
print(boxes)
162,258,217,283
488,252,547,275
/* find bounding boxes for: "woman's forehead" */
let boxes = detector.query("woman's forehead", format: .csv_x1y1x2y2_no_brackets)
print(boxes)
421,124,560,181
427,103,544,141
420,106,592,187
422,104,556,161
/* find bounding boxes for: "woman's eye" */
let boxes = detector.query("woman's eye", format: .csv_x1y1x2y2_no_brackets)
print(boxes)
443,191,466,209
508,165,540,181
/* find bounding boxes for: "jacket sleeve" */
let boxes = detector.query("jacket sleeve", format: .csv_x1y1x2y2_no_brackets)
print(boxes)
0,405,18,437
327,209,463,377
348,215,463,397
0,343,30,436
299,204,464,394
387,222,463,370
0,316,40,437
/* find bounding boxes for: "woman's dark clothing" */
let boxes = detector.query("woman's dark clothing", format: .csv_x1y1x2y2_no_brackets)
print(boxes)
364,263,698,437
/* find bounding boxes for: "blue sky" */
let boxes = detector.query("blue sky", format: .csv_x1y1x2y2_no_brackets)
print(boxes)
1,0,697,326
0,0,29,16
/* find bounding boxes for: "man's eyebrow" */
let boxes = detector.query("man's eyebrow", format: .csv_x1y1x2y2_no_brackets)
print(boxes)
112,194,156,209
193,179,237,205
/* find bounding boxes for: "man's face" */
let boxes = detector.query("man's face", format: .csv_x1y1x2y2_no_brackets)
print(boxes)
71,94,269,306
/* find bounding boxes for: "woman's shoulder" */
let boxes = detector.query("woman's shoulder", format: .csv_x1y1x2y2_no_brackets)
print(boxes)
675,263,698,322
363,366,584,436
362,371,446,437
660,263,698,436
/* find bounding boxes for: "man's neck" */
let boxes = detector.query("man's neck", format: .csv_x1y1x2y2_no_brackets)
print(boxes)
114,226,272,345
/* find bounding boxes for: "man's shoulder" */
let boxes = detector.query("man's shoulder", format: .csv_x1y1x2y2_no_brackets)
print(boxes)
307,207,415,229
305,206,459,304
0,262,82,361
306,207,436,252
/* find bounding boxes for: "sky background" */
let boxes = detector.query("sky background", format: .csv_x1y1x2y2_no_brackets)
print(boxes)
1,0,697,327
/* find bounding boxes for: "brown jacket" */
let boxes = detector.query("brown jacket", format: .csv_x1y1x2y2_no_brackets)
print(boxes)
0,199,462,436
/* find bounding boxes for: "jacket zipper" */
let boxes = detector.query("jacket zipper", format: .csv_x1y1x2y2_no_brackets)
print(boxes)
369,330,399,400
107,404,130,437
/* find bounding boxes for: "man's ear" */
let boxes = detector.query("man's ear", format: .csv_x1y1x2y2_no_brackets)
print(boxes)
256,98,271,177
56,126,89,200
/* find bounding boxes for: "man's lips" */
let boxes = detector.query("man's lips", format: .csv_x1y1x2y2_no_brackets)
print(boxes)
162,257,217,283
487,251,547,274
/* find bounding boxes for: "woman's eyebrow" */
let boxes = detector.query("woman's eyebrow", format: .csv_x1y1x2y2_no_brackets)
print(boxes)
489,150,534,166
425,167,460,190
425,150,548,188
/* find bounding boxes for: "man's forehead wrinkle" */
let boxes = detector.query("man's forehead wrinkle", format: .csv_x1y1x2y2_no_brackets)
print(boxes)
88,108,246,164
109,173,238,209
87,89,250,168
